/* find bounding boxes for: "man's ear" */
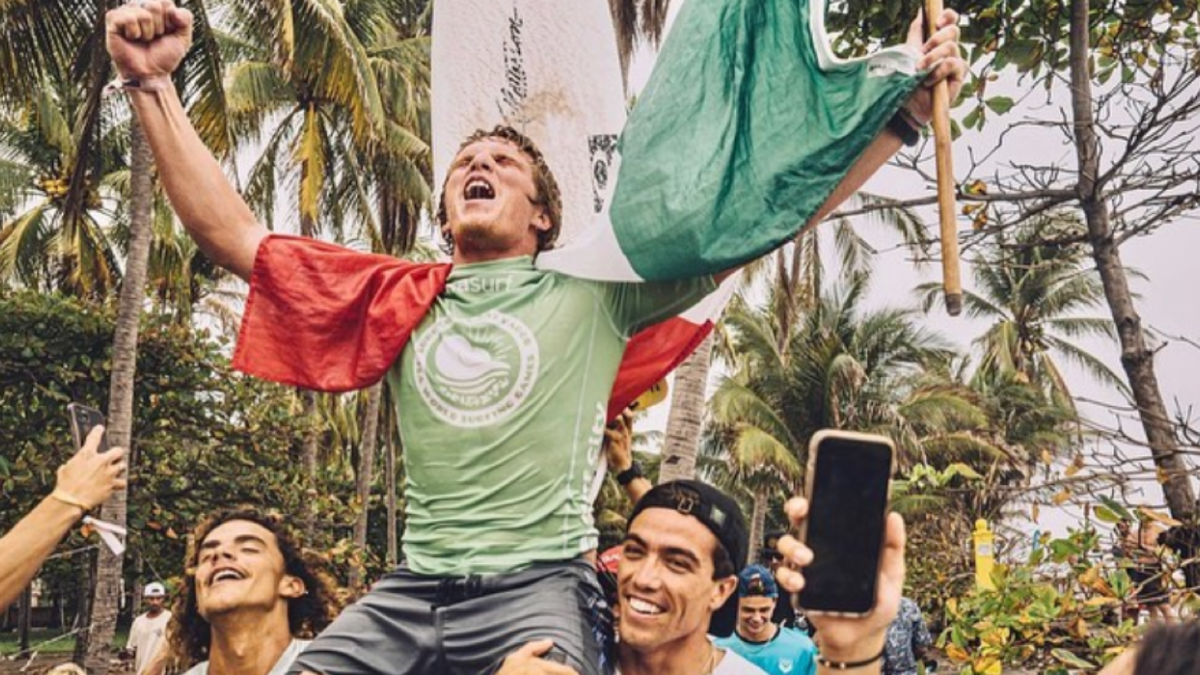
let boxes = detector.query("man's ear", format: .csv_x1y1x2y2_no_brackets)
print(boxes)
710,576,738,612
530,207,551,235
279,575,306,599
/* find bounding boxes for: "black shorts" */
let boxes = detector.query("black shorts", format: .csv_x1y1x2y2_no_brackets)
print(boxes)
290,559,612,675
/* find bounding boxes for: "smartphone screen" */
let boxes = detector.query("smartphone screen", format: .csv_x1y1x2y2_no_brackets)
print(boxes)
798,432,893,615
68,403,110,453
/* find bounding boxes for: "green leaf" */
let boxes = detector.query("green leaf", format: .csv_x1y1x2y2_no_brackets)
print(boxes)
1094,505,1121,523
1051,649,1096,668
963,106,982,130
1097,496,1133,522
946,462,983,480
984,96,1015,114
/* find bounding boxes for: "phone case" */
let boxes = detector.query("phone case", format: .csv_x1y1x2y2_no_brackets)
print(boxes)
68,403,109,453
799,429,896,618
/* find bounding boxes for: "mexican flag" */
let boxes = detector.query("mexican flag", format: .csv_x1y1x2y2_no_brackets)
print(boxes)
433,0,924,282
233,0,924,419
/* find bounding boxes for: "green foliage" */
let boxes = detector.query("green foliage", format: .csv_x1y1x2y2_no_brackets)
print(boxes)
937,525,1139,674
0,292,376,612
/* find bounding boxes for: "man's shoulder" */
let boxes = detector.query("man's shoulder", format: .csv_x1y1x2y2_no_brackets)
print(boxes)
777,626,817,649
715,648,771,675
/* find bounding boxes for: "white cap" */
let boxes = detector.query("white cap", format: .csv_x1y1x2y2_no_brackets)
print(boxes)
143,582,167,597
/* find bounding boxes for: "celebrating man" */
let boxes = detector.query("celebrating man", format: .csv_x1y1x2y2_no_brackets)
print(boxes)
105,3,964,673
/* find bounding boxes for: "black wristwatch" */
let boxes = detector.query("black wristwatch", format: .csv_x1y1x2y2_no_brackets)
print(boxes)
887,110,922,147
616,461,645,486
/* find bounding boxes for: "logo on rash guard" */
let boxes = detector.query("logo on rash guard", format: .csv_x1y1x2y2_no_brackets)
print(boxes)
412,311,539,427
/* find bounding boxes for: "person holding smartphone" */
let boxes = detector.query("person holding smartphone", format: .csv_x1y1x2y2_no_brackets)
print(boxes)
0,426,127,612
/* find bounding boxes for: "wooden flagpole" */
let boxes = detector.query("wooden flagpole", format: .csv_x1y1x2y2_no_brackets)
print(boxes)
925,0,962,316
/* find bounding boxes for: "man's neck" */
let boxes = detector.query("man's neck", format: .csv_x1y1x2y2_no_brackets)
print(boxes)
737,622,778,644
618,633,724,675
145,608,164,619
452,240,538,266
206,611,292,675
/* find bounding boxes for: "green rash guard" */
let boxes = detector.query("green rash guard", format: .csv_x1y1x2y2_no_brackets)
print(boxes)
386,255,715,576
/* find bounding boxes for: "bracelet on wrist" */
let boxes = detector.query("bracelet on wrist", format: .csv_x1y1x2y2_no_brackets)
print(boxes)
50,489,90,515
886,111,921,147
103,75,174,97
816,644,886,670
616,461,645,486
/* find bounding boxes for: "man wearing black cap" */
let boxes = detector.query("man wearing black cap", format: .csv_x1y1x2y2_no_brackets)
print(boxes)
612,481,908,675
616,479,762,674
715,565,817,675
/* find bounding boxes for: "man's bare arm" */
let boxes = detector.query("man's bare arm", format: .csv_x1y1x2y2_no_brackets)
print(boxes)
107,1,266,281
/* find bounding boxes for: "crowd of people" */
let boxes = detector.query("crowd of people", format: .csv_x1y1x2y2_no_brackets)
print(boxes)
3,0,1195,674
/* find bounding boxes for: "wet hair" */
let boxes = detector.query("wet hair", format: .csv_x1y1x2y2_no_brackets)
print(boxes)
165,507,342,670
1134,622,1200,674
436,125,563,256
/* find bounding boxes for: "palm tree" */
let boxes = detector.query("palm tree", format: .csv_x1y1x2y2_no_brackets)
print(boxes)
705,274,966,560
661,194,930,484
1,2,233,669
222,0,428,534
608,0,673,90
918,215,1127,412
0,74,126,298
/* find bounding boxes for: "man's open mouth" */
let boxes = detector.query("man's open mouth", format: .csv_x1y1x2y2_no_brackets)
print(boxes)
464,177,495,201
209,568,247,586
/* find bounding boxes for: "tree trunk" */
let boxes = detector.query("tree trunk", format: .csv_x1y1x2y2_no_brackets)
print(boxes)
82,120,156,675
658,333,714,484
747,486,769,565
72,551,94,664
1068,0,1196,522
348,382,384,591
18,585,32,654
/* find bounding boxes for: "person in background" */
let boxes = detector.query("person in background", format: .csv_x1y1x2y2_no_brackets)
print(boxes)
603,408,652,504
1126,518,1175,624
0,426,126,612
715,564,817,675
124,582,173,675
880,597,934,675
762,532,801,632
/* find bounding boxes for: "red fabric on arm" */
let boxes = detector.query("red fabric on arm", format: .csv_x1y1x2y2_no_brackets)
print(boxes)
232,235,451,392
607,316,715,421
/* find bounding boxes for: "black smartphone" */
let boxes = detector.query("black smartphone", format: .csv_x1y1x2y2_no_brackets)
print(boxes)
797,429,895,616
67,403,110,453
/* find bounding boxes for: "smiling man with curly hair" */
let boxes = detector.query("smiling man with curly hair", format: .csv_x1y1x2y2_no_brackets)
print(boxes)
165,508,341,675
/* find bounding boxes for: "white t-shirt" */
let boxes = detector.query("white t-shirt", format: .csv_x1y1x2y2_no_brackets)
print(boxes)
126,610,172,675
617,647,768,675
714,649,770,675
181,638,310,675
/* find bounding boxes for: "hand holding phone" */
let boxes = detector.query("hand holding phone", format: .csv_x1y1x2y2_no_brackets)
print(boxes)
771,432,907,669
68,403,110,453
